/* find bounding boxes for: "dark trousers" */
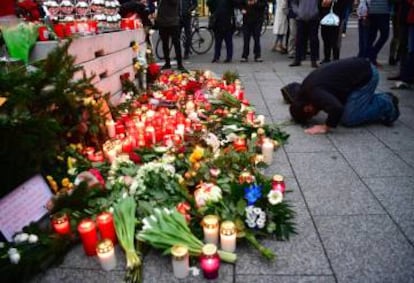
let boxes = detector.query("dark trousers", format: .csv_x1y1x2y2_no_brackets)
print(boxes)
400,25,414,83
295,19,319,62
181,15,192,56
213,30,233,61
358,18,370,58
321,24,341,61
159,25,182,66
367,13,390,63
242,21,262,59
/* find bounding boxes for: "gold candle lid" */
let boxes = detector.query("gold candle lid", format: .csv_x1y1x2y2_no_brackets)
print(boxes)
96,238,114,254
51,212,68,224
202,215,219,229
202,243,217,256
220,221,236,236
171,245,188,261
272,174,284,182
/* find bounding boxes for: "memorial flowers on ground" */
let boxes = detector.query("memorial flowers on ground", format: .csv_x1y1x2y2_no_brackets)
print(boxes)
0,43,295,282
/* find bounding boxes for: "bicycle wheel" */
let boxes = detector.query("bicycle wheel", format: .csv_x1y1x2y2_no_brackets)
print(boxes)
190,27,214,55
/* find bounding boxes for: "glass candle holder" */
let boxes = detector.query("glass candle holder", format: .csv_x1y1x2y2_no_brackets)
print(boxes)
77,218,98,256
202,215,219,245
199,244,220,280
96,239,117,271
51,212,71,235
272,174,286,194
171,245,189,279
96,212,117,244
220,221,236,253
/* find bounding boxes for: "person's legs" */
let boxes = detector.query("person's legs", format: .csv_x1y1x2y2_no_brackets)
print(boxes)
369,14,390,64
341,65,398,126
287,18,297,57
170,26,183,68
292,19,304,64
308,19,320,64
182,16,192,58
253,21,262,59
213,30,223,61
321,25,331,62
358,18,370,58
400,25,414,84
242,24,252,59
159,27,171,68
224,30,233,61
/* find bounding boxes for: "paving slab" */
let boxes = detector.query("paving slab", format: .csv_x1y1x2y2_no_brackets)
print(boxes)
283,126,337,153
367,124,414,152
235,274,336,283
315,215,414,283
363,177,414,244
31,267,125,283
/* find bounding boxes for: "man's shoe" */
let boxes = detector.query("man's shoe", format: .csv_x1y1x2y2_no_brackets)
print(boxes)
255,57,263,62
211,58,219,63
311,61,319,68
240,57,248,62
161,63,171,70
289,61,301,67
177,65,188,73
387,74,401,81
320,59,330,65
391,81,412,90
383,92,400,126
224,59,232,63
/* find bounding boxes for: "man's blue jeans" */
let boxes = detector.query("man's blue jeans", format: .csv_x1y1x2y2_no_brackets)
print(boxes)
341,65,399,126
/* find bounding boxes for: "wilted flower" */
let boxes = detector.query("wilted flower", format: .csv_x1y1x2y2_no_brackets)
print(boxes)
28,234,39,244
9,251,20,264
14,233,29,243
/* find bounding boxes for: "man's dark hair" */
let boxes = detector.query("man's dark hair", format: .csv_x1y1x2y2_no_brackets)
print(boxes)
289,99,311,124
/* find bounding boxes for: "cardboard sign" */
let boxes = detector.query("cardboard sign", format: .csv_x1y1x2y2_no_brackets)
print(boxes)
0,175,52,242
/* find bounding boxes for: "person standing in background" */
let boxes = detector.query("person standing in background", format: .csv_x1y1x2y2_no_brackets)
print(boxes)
207,0,236,63
180,0,197,60
272,0,288,53
366,0,391,67
240,0,267,62
156,0,187,72
320,0,348,64
286,0,298,58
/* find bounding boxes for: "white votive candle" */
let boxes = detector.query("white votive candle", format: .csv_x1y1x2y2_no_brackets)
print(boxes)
105,120,116,138
96,239,117,271
202,215,219,245
261,138,274,165
171,245,189,278
220,221,237,252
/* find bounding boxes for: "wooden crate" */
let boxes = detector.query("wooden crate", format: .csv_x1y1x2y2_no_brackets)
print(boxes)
30,30,146,105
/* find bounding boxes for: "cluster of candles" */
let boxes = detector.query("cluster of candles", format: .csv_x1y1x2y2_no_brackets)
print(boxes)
233,135,275,165
170,215,235,280
51,211,118,271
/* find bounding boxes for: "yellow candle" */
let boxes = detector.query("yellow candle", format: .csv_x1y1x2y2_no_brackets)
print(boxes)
220,221,236,252
96,239,117,271
202,215,219,245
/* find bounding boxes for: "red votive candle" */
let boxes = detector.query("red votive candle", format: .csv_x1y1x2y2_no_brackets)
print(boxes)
233,136,247,152
51,212,71,235
96,212,117,244
272,174,286,194
78,218,98,256
199,244,220,280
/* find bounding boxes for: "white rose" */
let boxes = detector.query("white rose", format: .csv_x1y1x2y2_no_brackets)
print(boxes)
9,252,21,264
28,234,39,244
253,207,262,215
8,248,18,255
267,190,283,205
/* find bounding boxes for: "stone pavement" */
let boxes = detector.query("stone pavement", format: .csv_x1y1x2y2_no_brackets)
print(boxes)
32,19,414,283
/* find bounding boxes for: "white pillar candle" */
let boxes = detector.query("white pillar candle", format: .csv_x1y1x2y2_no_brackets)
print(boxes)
202,215,219,245
171,245,189,279
175,123,185,140
105,120,116,138
220,221,237,252
96,239,117,271
261,138,274,165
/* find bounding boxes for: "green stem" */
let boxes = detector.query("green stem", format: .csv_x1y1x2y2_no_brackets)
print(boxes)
244,231,276,261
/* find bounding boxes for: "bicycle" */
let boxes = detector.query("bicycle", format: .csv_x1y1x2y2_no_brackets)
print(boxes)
155,12,214,60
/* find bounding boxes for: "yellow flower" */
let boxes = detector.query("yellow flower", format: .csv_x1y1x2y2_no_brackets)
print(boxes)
189,146,204,163
67,157,77,169
61,178,71,187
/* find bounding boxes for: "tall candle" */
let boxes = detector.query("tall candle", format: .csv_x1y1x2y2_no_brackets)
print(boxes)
77,218,98,256
96,212,117,244
145,125,156,145
51,212,71,235
171,245,189,279
105,120,116,138
96,239,117,271
261,138,274,165
202,215,219,245
220,221,236,252
199,244,220,280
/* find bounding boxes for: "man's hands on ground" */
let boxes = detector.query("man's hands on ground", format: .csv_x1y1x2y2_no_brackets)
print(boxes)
304,124,330,135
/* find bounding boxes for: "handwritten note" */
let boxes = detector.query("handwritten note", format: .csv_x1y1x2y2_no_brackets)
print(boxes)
0,175,52,242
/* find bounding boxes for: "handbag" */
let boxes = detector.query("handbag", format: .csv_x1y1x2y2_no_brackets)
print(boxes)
320,2,340,26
